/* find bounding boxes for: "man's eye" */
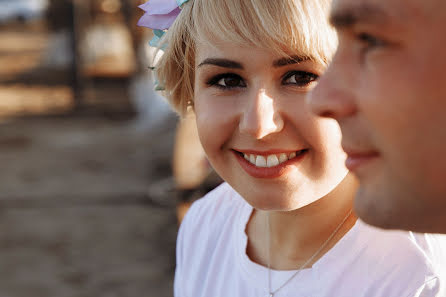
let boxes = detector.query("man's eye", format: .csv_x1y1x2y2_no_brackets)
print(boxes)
357,33,386,52
207,73,246,89
282,71,319,87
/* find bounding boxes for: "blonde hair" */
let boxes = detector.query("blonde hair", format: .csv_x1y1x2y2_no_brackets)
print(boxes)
155,0,337,116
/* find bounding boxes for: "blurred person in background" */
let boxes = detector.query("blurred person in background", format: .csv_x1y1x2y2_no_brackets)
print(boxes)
172,112,222,223
139,0,446,296
308,0,446,234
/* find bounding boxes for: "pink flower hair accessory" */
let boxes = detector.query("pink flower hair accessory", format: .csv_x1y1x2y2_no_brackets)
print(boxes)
137,0,190,46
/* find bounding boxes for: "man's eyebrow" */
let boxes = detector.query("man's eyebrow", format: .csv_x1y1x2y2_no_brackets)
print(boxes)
197,58,243,69
329,3,390,29
273,55,310,67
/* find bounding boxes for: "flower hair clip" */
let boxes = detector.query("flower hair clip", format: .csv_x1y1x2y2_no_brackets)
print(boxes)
137,0,190,47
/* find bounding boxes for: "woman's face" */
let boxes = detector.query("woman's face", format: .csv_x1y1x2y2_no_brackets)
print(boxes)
194,40,349,210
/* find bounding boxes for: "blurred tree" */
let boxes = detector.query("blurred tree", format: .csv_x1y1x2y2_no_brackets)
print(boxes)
46,0,74,30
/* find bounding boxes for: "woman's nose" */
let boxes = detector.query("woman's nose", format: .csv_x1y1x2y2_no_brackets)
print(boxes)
239,89,284,139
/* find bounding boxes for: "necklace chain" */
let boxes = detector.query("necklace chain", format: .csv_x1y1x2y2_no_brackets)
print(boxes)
266,209,353,296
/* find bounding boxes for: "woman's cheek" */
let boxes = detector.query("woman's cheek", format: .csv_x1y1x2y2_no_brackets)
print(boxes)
196,99,240,154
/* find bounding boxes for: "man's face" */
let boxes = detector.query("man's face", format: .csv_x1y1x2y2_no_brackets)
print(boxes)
308,0,446,232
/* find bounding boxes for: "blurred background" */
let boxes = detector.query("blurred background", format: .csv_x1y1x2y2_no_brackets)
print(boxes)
0,0,220,296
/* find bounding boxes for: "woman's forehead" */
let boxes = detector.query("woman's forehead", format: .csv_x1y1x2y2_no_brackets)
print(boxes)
192,17,335,67
195,37,323,65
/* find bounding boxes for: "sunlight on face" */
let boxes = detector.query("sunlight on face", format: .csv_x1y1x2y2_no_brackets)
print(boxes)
308,0,446,232
194,40,350,211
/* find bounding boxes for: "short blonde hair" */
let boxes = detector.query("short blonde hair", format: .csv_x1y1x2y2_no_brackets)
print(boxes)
155,0,337,116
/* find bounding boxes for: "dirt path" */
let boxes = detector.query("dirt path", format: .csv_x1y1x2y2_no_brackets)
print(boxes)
0,117,178,297
0,19,180,297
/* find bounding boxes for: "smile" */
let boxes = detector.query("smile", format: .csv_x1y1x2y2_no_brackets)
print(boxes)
233,149,308,179
242,151,304,168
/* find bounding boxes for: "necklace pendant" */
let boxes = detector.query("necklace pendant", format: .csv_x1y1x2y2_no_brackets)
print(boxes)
269,294,274,297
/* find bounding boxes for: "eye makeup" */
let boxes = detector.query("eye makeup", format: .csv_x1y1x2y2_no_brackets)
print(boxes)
281,71,319,87
206,73,247,90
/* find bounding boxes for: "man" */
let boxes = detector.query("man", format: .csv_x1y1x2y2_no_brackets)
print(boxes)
308,0,446,233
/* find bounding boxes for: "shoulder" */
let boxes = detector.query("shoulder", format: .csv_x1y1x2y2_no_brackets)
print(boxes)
357,222,446,272
176,182,248,257
409,232,446,274
406,232,446,296
181,182,245,230
175,182,249,295
355,222,446,296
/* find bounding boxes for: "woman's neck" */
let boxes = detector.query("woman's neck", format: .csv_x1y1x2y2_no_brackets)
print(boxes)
246,174,358,270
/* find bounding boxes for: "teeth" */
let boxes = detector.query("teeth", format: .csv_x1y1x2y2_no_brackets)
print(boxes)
255,155,267,167
243,151,303,167
279,153,288,163
266,155,279,167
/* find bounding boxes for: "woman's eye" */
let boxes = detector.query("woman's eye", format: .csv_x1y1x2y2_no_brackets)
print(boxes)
206,73,246,89
217,76,243,88
282,71,319,87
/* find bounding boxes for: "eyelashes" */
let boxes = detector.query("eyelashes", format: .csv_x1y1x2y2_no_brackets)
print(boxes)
205,71,319,90
206,73,246,90
357,32,387,48
282,71,319,86
356,32,388,60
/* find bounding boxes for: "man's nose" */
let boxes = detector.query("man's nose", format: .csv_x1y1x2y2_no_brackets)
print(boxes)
307,61,357,120
239,89,284,139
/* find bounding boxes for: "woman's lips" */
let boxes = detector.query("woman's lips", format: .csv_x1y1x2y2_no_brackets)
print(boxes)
233,149,308,179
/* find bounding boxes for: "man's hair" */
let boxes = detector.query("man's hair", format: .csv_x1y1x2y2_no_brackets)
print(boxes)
154,0,337,116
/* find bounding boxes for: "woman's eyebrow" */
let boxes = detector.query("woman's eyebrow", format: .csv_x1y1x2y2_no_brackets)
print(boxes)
272,55,310,67
197,58,243,69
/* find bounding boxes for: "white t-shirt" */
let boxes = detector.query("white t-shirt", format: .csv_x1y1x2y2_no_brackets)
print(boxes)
174,183,446,297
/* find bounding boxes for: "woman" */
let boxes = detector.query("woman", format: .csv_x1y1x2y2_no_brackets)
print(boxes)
138,0,446,296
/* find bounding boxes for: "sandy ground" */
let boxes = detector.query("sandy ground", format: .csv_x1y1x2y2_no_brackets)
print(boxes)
0,18,181,297
0,117,179,297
